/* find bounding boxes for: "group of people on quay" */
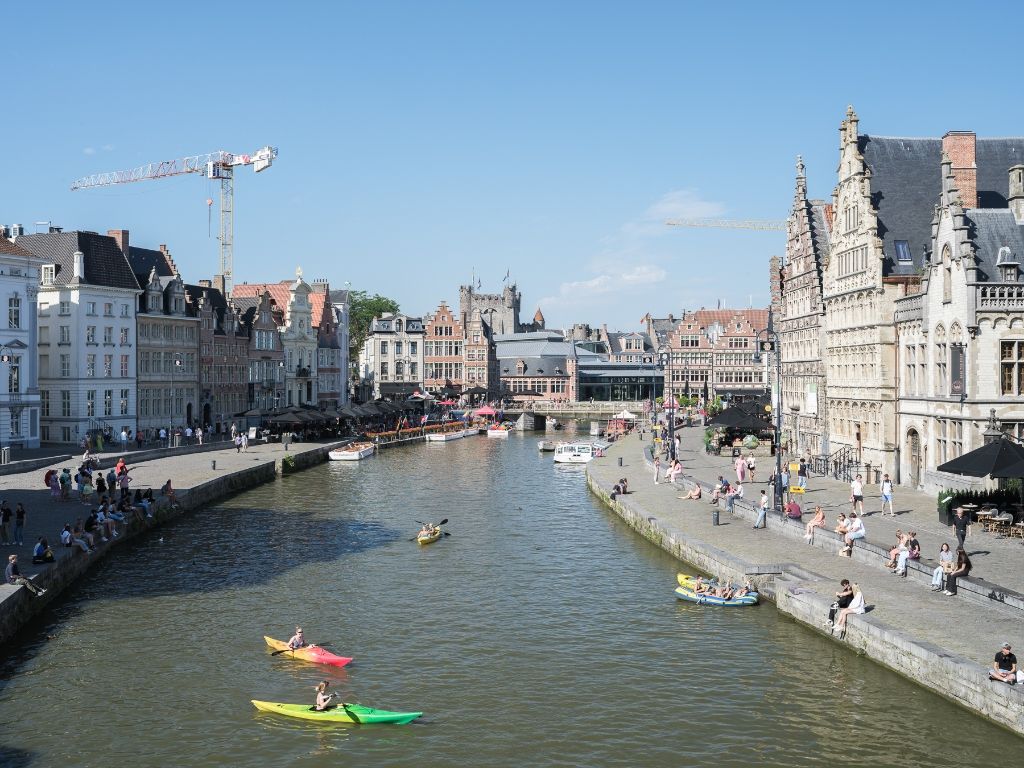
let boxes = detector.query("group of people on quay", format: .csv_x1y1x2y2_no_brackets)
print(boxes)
638,410,1021,688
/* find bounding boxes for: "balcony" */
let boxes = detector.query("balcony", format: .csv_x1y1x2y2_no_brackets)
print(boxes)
978,284,1024,310
893,292,923,323
295,366,312,378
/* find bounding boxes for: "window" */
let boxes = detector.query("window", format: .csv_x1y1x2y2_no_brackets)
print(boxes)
942,246,952,303
60,354,70,378
87,301,96,315
380,362,389,379
104,302,113,316
7,355,19,393
104,354,113,377
59,326,70,344
396,360,405,377
395,341,403,355
140,389,150,416
120,328,129,345
8,296,20,329
40,390,50,416
410,362,418,377
104,389,113,416
121,355,129,377
103,326,113,344
380,341,388,355
727,337,749,348
42,265,55,285
894,240,912,262
60,390,71,417
86,390,96,417
1000,340,1024,395
86,325,96,344
59,300,70,316
121,303,130,317
86,354,96,377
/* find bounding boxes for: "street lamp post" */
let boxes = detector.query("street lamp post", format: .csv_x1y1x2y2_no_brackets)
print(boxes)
753,320,784,518
0,346,11,461
658,346,675,461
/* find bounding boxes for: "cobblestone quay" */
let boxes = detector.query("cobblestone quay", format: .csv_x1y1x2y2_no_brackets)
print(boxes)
0,437,348,646
587,427,1024,737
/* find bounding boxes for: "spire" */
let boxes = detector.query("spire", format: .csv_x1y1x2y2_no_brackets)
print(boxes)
794,154,807,199
533,306,545,324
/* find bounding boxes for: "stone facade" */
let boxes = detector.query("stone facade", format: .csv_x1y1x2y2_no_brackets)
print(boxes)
822,107,922,473
0,236,43,448
778,157,832,455
896,134,1024,491
463,307,497,394
310,280,342,409
235,291,285,412
359,313,425,400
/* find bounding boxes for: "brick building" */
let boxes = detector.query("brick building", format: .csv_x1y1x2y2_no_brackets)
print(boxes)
424,301,464,395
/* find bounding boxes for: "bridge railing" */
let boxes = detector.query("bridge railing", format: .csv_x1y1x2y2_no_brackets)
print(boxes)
520,401,648,416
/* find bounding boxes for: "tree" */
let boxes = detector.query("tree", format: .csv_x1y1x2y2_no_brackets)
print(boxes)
348,290,400,375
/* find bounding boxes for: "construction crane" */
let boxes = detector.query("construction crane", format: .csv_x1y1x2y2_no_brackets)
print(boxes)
70,146,278,294
665,218,788,231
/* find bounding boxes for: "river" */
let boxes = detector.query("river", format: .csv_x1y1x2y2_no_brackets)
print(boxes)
0,432,1018,767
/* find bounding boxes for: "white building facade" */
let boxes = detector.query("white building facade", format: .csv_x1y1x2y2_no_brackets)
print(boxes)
358,313,425,400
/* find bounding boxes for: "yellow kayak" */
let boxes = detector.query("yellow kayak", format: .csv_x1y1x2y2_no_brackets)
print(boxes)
417,529,442,545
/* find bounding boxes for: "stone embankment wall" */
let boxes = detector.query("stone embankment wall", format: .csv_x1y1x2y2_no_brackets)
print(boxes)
585,467,1024,737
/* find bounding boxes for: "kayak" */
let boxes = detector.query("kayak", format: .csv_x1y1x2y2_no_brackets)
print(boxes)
417,529,442,545
264,636,353,668
251,699,422,725
675,574,759,607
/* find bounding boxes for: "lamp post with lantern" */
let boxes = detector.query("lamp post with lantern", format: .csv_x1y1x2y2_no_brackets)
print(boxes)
753,318,784,517
658,346,676,461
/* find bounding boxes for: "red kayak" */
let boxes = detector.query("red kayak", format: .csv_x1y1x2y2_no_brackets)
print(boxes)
264,636,353,667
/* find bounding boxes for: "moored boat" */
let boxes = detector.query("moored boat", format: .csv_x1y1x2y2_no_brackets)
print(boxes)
263,636,353,667
674,574,759,607
552,441,608,463
538,440,556,452
329,442,375,461
486,424,509,438
426,429,465,442
251,699,422,725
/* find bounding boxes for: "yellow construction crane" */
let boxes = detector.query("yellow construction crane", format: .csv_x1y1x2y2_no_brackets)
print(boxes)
665,218,787,231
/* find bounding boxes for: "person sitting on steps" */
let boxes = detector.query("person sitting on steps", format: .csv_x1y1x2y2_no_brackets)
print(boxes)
679,484,702,501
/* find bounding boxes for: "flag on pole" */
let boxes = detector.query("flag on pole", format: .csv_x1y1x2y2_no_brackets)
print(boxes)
503,269,510,282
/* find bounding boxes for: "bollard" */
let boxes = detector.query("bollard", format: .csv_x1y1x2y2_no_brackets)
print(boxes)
211,460,216,470
618,456,623,467
712,507,720,526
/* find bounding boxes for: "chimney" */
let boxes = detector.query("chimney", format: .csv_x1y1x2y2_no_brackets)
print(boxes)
1009,165,1024,225
942,132,977,208
73,250,85,280
213,274,226,296
107,228,130,256
198,279,212,288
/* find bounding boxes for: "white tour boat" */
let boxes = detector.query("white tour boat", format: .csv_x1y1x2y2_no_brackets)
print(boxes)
486,424,510,438
426,429,465,442
552,441,609,464
328,442,376,461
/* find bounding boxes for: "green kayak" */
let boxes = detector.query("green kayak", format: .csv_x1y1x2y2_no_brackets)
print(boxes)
251,699,422,725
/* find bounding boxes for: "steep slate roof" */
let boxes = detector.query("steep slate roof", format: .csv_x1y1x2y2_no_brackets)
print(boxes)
965,209,1024,282
0,237,37,258
809,201,832,258
16,231,140,290
127,246,174,279
859,136,1024,276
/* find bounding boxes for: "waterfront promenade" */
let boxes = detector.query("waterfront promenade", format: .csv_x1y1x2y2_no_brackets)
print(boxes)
588,427,1024,735
0,437,345,644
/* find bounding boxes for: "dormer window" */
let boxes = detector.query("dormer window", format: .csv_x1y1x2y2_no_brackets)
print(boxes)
895,240,913,262
516,360,526,375
997,246,1019,282
41,265,55,285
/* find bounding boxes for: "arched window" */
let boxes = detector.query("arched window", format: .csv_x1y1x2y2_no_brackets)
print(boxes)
942,245,952,302
934,324,947,395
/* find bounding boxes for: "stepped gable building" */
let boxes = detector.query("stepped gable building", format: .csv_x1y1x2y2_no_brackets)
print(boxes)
231,270,319,408
185,277,249,432
0,234,44,448
665,308,768,404
423,301,464,395
327,288,351,404
778,156,832,455
310,280,342,409
823,106,1024,475
232,290,285,412
895,135,1024,491
126,241,200,436
18,229,141,445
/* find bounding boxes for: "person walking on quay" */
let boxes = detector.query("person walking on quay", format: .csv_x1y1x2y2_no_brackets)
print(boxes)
0,501,11,545
850,474,864,516
880,473,895,516
950,508,972,550
234,434,242,453
753,489,768,529
734,453,747,484
989,643,1018,685
13,503,27,546
230,421,238,441
120,429,128,451
653,456,661,485
159,427,167,447
6,554,45,596
797,458,808,490
241,432,249,452
196,426,203,445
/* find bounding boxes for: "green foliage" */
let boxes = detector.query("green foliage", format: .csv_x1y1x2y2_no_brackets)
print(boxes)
706,396,724,416
282,454,296,473
937,485,1021,511
348,290,401,370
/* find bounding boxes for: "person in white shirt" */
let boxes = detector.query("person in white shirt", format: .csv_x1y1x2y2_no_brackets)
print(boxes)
753,490,768,529
879,473,895,516
725,483,744,513
834,583,865,636
850,474,864,516
842,513,865,555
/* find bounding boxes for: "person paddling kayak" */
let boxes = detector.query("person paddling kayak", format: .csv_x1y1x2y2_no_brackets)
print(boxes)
314,680,337,711
288,626,307,650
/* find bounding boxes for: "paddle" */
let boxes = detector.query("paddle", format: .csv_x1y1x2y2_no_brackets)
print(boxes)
271,642,333,656
411,518,450,540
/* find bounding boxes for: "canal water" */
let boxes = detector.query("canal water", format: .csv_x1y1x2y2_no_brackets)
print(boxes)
0,434,1018,767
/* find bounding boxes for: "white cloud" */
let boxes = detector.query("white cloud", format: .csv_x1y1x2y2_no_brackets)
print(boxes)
83,147,96,155
101,144,114,152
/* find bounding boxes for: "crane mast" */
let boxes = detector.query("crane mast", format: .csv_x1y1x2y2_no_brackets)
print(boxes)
71,146,277,294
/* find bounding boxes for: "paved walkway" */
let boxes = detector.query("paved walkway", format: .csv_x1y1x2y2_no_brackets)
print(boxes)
592,430,1024,672
0,438,329,601
665,426,1024,595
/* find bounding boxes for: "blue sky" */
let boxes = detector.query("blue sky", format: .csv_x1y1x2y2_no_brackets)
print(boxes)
4,1,1024,331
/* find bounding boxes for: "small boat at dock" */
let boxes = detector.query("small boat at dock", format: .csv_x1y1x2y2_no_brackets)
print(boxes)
426,429,465,442
538,440,557,452
486,424,510,438
328,442,375,461
674,574,758,607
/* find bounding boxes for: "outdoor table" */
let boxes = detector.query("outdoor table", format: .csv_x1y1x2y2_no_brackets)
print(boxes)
1011,522,1024,539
